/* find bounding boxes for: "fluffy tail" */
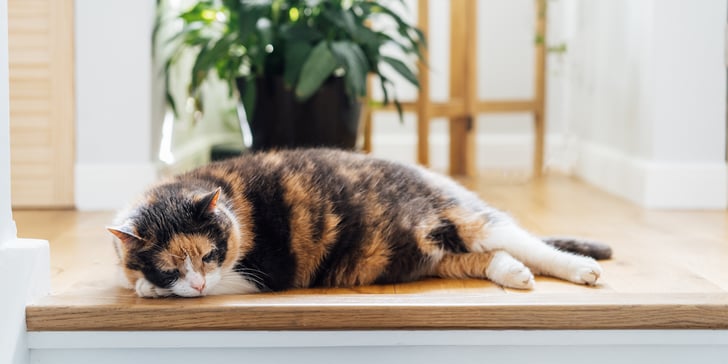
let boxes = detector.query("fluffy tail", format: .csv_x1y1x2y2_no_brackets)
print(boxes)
542,237,612,260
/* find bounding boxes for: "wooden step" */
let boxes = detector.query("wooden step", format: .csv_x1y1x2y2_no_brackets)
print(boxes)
17,175,728,332
25,289,728,331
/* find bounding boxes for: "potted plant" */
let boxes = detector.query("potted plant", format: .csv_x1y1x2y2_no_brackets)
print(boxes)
159,0,425,150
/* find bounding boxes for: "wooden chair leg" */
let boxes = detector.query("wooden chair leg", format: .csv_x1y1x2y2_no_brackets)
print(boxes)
416,0,430,166
449,117,476,176
362,75,373,153
448,0,477,176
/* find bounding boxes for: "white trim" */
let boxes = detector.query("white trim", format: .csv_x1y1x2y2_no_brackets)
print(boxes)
371,134,569,172
575,141,728,209
26,330,728,364
27,330,728,349
75,163,158,211
1,239,50,364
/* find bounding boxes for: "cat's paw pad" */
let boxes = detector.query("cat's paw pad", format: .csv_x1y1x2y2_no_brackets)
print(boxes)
486,251,535,290
135,278,171,298
570,258,602,286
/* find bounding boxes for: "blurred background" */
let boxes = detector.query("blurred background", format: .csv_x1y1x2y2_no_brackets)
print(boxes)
5,0,727,211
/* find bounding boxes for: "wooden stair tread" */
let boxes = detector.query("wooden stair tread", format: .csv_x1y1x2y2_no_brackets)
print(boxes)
26,287,728,331
16,174,728,331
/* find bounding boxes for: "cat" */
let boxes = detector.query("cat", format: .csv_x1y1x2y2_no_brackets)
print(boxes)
108,148,611,298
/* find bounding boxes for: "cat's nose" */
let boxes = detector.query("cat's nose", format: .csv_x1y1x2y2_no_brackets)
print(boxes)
191,278,206,293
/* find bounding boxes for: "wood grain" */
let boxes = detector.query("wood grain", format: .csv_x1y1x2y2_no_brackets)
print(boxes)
16,175,728,331
25,292,728,331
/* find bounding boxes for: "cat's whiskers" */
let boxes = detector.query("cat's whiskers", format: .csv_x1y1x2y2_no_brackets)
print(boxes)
235,268,270,286
235,266,271,279
230,268,267,290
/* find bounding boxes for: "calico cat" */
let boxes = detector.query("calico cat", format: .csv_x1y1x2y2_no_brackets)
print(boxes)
109,148,611,298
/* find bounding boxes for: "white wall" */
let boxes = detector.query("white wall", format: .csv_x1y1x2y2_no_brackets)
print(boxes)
74,0,158,210
650,0,726,163
562,0,727,209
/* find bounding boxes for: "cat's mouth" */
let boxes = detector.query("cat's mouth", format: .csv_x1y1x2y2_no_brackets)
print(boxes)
170,277,209,297
171,288,207,298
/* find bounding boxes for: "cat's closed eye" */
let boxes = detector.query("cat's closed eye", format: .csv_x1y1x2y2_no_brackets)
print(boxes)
152,269,179,288
202,251,215,263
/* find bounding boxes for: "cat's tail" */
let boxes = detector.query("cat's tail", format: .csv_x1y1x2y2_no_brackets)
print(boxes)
542,237,612,260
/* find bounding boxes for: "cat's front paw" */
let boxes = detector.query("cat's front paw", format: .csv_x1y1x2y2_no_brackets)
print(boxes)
569,258,602,286
135,278,172,298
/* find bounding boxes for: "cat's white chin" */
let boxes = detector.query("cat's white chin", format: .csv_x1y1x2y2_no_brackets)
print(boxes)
169,268,223,297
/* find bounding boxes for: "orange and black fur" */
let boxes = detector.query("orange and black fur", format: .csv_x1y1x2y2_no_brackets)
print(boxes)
109,149,611,298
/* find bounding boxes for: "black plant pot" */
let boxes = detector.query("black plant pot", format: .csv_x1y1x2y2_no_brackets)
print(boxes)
236,76,362,151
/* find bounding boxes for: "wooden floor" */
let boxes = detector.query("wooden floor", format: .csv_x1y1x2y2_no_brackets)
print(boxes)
16,174,728,331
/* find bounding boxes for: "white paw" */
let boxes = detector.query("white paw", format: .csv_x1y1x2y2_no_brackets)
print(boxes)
135,278,171,298
486,251,535,290
568,257,602,285
506,264,536,290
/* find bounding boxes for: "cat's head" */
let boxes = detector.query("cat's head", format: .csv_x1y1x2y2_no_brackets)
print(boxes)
108,187,240,297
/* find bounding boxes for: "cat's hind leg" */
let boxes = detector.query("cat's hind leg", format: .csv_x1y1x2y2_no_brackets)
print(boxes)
474,218,603,285
433,251,534,289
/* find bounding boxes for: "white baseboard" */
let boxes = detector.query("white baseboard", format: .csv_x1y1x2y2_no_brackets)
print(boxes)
370,134,569,172
27,330,728,364
576,141,728,209
641,162,728,209
0,238,49,364
75,163,158,211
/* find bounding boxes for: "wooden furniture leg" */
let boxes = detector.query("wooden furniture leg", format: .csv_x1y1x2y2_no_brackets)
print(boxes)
448,0,477,176
416,0,430,166
362,75,373,153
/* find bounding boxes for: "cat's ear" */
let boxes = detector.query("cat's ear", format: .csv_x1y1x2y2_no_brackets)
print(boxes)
195,187,221,217
107,225,143,245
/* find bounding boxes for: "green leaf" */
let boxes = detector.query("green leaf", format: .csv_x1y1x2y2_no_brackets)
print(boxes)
190,35,235,92
284,42,312,87
380,55,419,87
280,23,323,43
322,7,357,36
237,4,271,40
393,99,404,122
411,27,427,48
350,24,379,47
164,75,178,116
179,1,218,24
379,32,423,62
295,41,338,100
376,71,390,105
330,41,368,97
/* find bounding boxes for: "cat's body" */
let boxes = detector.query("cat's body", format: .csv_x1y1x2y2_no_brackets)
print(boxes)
109,148,610,298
